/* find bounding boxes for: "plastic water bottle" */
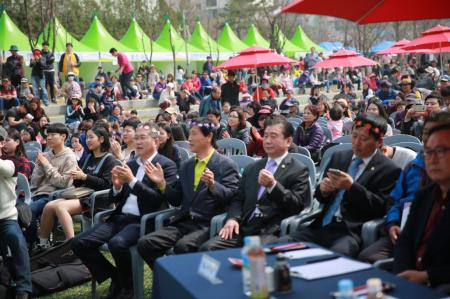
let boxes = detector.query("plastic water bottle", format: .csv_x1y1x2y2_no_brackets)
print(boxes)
337,279,356,299
248,236,269,299
366,278,385,299
241,236,253,296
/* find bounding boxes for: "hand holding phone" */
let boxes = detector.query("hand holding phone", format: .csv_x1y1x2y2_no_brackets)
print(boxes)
328,168,342,175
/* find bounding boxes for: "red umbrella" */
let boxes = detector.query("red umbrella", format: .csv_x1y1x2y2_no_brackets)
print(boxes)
281,0,450,24
312,49,377,69
401,25,450,51
215,45,295,70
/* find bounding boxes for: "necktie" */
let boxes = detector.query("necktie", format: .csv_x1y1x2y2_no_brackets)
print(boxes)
322,157,364,227
250,159,278,221
257,159,278,200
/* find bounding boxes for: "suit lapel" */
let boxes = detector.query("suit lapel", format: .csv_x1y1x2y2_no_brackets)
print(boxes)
193,151,218,199
186,158,196,201
355,151,381,184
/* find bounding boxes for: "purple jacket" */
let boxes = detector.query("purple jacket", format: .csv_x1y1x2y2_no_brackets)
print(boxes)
293,121,325,152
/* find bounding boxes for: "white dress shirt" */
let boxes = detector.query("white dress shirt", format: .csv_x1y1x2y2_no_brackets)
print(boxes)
117,152,157,216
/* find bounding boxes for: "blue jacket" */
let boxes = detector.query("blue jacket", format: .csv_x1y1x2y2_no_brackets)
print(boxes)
386,152,429,228
199,94,222,117
375,88,397,103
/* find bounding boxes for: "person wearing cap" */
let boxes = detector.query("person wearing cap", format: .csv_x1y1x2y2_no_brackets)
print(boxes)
2,45,25,88
58,42,81,81
221,70,240,107
286,99,302,118
110,48,136,100
416,67,435,91
41,41,56,103
137,118,240,268
375,80,397,104
439,75,450,93
398,75,422,101
86,82,104,106
239,91,252,111
159,81,175,104
30,47,50,106
200,71,213,97
203,55,214,76
17,78,34,101
0,78,20,112
199,86,222,117
99,81,117,117
62,72,82,102
176,87,197,115
279,88,297,111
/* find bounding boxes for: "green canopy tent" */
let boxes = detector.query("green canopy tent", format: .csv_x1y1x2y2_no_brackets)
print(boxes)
244,24,270,48
290,25,325,52
276,26,305,57
36,18,95,54
189,21,230,59
80,15,133,58
154,20,204,61
218,22,248,53
0,10,30,52
120,17,170,61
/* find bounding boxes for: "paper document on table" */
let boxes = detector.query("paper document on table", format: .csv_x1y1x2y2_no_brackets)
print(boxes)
290,257,371,280
284,248,333,260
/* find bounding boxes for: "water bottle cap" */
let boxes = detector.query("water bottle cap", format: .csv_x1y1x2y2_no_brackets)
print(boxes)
338,279,354,291
243,236,253,246
366,278,382,293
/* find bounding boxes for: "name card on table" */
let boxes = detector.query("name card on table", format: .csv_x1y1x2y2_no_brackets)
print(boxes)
198,254,223,284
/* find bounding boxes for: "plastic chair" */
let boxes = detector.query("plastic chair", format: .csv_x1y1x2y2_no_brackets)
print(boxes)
321,126,333,143
361,218,386,249
296,146,311,158
16,173,32,205
287,119,300,128
176,146,192,162
92,208,178,299
384,134,421,145
392,128,401,135
229,155,255,176
318,143,353,181
333,135,352,144
217,138,247,156
393,142,423,153
25,141,42,151
289,153,317,209
174,140,190,150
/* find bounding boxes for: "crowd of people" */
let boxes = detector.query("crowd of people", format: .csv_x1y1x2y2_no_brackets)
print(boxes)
0,42,450,299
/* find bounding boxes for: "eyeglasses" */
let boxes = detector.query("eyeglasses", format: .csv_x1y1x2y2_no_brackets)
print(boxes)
424,147,450,160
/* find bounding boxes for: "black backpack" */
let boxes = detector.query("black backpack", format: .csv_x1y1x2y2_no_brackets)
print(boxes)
30,239,91,297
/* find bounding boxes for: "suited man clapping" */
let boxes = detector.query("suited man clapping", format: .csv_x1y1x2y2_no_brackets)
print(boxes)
201,115,310,250
137,118,240,268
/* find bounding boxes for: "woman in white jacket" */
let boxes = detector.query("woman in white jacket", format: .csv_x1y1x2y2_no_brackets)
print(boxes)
0,138,32,299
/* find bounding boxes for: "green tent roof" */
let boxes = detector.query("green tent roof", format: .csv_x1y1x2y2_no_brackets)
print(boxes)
290,25,324,52
0,11,30,51
120,18,166,53
155,20,203,54
277,27,304,56
244,24,269,48
80,15,132,52
218,23,248,53
36,18,94,52
189,21,229,54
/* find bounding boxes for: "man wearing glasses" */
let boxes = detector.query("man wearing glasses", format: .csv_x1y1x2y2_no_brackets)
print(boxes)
394,118,450,292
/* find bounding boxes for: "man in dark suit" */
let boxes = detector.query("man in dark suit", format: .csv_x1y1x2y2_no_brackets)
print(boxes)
394,124,450,291
137,118,240,268
200,115,310,249
71,122,178,299
281,113,401,257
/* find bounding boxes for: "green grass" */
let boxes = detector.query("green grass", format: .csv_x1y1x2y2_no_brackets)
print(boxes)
39,222,153,298
40,254,153,299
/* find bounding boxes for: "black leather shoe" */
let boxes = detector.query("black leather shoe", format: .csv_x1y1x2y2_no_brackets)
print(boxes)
116,288,134,299
15,291,29,299
100,278,122,299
